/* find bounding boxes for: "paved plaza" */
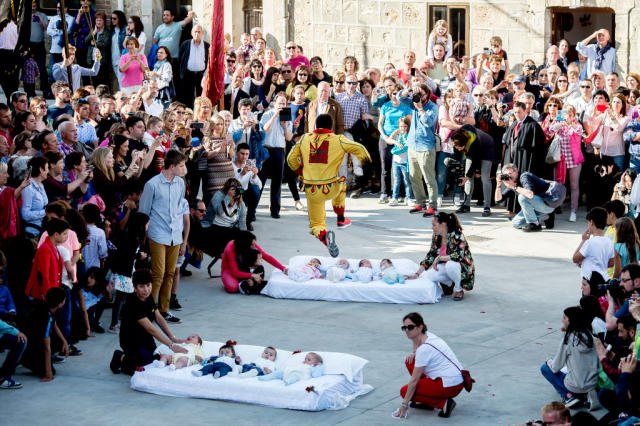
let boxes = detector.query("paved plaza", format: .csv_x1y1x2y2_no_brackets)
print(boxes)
1,191,589,425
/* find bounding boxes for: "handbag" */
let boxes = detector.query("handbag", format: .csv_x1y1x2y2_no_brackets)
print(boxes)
426,343,475,392
584,111,606,149
545,136,562,164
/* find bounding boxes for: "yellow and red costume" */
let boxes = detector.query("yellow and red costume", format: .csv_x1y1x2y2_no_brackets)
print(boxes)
287,129,371,243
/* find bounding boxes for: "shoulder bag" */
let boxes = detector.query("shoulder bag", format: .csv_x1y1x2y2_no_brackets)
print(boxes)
426,343,475,392
545,135,562,164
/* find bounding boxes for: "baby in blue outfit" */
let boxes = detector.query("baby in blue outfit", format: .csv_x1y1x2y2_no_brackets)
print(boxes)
191,343,241,378
379,258,405,284
259,352,324,385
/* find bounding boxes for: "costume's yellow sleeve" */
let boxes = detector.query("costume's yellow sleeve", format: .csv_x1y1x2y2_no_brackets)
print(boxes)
287,140,303,173
338,136,372,165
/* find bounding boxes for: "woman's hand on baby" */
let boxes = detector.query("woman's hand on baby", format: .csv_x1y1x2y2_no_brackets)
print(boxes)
172,344,188,354
404,273,418,280
252,273,263,283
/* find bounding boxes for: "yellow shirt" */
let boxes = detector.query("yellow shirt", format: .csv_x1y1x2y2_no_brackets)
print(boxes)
287,130,371,187
286,83,318,102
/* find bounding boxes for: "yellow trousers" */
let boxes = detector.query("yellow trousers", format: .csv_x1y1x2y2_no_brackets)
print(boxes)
148,239,180,313
305,181,346,237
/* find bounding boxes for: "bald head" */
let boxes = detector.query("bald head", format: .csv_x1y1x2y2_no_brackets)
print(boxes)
317,81,331,102
59,121,78,143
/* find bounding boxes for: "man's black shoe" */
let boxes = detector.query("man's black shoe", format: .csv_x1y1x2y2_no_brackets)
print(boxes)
522,223,542,232
544,212,555,229
271,213,280,219
456,205,470,214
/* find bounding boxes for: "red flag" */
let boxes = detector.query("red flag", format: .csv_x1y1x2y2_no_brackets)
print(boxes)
205,0,225,108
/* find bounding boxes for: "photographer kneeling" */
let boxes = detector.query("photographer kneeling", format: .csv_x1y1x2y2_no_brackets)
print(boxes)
605,263,640,332
450,126,494,217
496,163,564,232
201,178,247,257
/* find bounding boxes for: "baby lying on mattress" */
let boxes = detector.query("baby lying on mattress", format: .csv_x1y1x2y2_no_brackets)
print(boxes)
290,258,405,285
192,343,278,378
259,352,325,385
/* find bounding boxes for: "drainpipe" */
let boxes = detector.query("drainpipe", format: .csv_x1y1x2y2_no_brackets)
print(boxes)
282,0,289,43
117,0,123,11
627,5,635,73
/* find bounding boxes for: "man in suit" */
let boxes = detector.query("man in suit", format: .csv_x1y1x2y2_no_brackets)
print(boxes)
178,25,209,108
224,69,249,118
305,82,344,134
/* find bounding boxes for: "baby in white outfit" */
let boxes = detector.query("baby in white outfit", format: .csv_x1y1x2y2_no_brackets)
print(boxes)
154,334,205,369
259,352,325,385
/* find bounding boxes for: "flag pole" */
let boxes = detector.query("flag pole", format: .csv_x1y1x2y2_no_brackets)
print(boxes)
59,0,73,84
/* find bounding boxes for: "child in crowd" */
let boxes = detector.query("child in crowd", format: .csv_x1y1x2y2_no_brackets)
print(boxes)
290,85,309,140
154,334,205,370
288,258,324,282
237,346,277,378
21,49,39,98
81,203,108,270
192,343,242,378
349,259,374,282
235,33,253,65
0,251,17,322
604,200,625,277
488,36,509,72
72,267,110,338
238,248,267,295
573,207,615,281
449,82,472,126
259,352,324,385
379,259,405,284
389,116,414,206
426,20,452,61
325,258,350,283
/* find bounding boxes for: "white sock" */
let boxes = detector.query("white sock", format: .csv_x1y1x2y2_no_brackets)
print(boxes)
191,370,203,377
151,360,165,368
169,364,176,371
213,371,221,379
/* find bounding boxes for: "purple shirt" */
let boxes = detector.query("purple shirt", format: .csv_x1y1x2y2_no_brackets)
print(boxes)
284,55,310,71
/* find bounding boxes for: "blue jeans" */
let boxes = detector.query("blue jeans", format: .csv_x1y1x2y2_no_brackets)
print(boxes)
512,194,556,228
630,156,640,173
0,334,26,379
601,154,625,171
243,184,261,222
198,362,233,377
391,161,414,200
56,286,72,340
540,363,570,398
241,363,265,376
436,151,453,195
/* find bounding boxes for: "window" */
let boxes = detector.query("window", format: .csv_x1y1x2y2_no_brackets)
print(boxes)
428,5,469,58
243,0,262,33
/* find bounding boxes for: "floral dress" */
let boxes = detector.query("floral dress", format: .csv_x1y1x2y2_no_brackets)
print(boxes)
420,229,475,290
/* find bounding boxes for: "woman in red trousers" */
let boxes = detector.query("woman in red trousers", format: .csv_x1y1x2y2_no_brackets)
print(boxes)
393,312,464,419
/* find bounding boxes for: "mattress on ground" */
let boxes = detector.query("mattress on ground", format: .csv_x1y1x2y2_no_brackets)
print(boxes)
261,255,442,304
130,341,374,411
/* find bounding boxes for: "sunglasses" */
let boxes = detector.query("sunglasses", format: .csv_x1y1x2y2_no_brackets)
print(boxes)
252,65,262,68
226,59,235,63
120,97,128,101
472,94,483,97
298,73,308,77
281,70,292,74
557,79,568,83
401,325,417,332
347,82,358,85
37,104,47,109
580,85,591,89
335,81,345,84
286,46,296,50
197,208,206,213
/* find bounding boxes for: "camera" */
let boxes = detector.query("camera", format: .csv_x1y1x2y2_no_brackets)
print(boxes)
443,157,464,183
499,173,511,181
498,103,509,113
235,186,245,195
597,278,624,300
526,64,537,72
412,93,423,103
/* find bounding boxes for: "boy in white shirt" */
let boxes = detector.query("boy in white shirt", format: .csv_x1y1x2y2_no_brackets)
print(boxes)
233,142,261,230
573,207,615,280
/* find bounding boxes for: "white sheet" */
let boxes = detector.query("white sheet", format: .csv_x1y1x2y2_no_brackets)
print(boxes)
261,256,442,304
130,341,374,411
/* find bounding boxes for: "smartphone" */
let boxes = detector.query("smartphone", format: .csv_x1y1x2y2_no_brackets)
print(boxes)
190,122,204,129
26,166,32,178
86,165,95,172
410,68,416,76
596,104,608,113
279,107,292,121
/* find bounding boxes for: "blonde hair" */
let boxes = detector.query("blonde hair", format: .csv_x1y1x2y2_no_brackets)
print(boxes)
208,114,226,138
430,20,449,38
193,97,213,121
91,147,114,181
453,81,469,94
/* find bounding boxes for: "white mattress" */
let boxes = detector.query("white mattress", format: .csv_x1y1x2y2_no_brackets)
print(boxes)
261,256,442,304
130,341,374,411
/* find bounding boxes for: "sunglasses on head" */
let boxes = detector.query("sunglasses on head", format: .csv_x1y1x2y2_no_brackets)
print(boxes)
401,325,417,332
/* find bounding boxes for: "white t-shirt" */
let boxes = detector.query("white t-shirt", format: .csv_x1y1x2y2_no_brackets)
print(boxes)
591,317,607,337
57,245,72,289
414,332,463,388
579,235,615,280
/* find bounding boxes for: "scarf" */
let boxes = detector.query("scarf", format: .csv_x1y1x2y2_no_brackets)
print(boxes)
154,59,167,72
594,43,612,70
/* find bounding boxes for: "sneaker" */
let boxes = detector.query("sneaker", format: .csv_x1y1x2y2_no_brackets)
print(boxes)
522,223,542,233
151,360,166,368
239,280,250,295
108,324,120,334
544,212,555,229
337,218,351,228
170,296,183,311
0,377,22,389
569,212,577,222
378,195,389,204
564,395,583,408
69,345,83,356
110,349,124,374
409,205,424,214
438,398,457,418
389,198,398,206
407,199,416,207
453,194,462,206
437,196,442,209
349,190,362,199
213,371,221,379
295,200,305,210
92,324,105,334
456,205,470,214
588,389,601,411
482,207,491,217
326,230,339,257
52,355,66,364
398,197,405,204
161,311,182,324
422,207,437,217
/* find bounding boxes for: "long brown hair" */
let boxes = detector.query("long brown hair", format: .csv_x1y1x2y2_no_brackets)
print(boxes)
615,217,640,265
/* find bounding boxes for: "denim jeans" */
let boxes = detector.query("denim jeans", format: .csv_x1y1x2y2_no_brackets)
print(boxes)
630,156,640,173
463,159,492,208
601,154,625,172
199,362,233,377
436,151,453,195
243,184,261,222
391,161,414,200
56,286,72,340
0,334,26,379
540,362,570,398
241,363,265,376
512,194,556,228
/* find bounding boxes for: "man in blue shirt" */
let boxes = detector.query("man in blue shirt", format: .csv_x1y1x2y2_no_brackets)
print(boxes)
398,83,439,216
576,29,616,76
152,8,194,58
138,149,188,323
51,46,100,91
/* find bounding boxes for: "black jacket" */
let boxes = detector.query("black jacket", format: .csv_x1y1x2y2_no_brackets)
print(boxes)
223,86,250,119
178,39,210,79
